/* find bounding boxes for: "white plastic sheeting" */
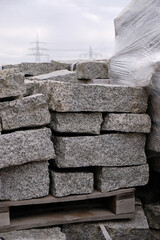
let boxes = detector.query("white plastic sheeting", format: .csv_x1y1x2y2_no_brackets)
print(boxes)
109,0,160,87
109,0,160,153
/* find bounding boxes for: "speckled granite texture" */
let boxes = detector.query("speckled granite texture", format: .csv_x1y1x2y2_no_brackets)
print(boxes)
0,68,25,99
95,164,149,192
0,128,55,169
0,161,49,200
0,94,50,131
76,61,108,80
0,227,66,240
33,81,149,113
53,134,146,168
50,170,94,197
51,112,103,134
102,113,151,133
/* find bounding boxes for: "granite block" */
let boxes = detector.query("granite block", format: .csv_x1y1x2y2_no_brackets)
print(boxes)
0,94,50,131
53,134,146,168
95,164,149,192
0,128,55,169
3,61,70,76
102,113,151,133
33,81,149,113
0,161,49,200
76,61,108,80
24,79,35,96
51,112,103,134
31,70,77,83
0,68,25,99
50,170,94,197
144,202,160,229
0,227,66,240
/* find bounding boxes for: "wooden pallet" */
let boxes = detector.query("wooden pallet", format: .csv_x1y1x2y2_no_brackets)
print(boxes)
0,188,135,233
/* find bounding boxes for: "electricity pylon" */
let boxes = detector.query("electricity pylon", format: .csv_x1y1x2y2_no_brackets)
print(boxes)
79,46,102,60
28,35,49,63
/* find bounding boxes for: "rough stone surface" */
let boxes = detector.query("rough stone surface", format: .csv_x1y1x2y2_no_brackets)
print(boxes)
3,61,71,76
0,161,49,200
50,170,94,197
102,113,151,133
0,68,25,99
0,128,55,169
53,134,146,168
76,61,108,80
33,81,149,113
150,230,160,240
147,124,160,153
31,70,77,83
62,205,149,240
95,164,149,192
0,94,50,131
51,112,103,134
24,79,35,96
144,202,160,229
0,227,66,240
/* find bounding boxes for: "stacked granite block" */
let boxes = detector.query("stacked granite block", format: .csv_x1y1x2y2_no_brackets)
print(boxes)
0,68,55,201
31,64,151,197
0,227,66,240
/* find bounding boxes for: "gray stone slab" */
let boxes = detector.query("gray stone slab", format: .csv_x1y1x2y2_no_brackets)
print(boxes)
33,81,149,113
3,61,71,76
50,170,94,197
62,205,149,240
24,79,35,96
51,112,103,134
76,61,108,80
95,164,149,192
144,203,160,230
0,128,55,169
102,113,151,133
0,161,49,201
31,70,77,83
0,227,66,240
0,94,50,131
0,68,25,99
147,124,160,153
53,134,146,168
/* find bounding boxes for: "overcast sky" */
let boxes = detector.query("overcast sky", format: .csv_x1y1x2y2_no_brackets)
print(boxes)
0,0,131,64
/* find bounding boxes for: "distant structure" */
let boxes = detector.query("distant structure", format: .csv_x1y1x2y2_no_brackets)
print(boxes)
28,35,49,63
79,46,102,60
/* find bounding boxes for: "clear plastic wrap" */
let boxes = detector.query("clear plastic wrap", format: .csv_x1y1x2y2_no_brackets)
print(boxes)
109,0,160,87
109,0,160,154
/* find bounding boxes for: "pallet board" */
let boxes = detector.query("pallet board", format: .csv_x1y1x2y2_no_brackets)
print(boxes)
0,188,135,233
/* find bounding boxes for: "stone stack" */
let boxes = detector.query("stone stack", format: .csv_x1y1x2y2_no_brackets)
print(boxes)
0,68,55,201
31,61,151,198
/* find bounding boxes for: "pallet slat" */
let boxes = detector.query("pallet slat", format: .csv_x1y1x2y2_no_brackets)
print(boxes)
0,188,135,233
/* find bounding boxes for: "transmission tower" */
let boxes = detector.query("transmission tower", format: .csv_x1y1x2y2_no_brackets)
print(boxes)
79,46,102,60
28,35,49,63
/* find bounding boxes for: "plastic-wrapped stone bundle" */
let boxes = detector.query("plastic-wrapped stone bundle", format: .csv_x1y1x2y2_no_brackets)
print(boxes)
109,0,160,156
109,0,160,87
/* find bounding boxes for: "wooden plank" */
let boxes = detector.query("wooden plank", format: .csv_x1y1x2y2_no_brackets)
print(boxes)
106,192,135,215
0,208,134,233
0,211,10,227
0,207,9,213
0,188,135,208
